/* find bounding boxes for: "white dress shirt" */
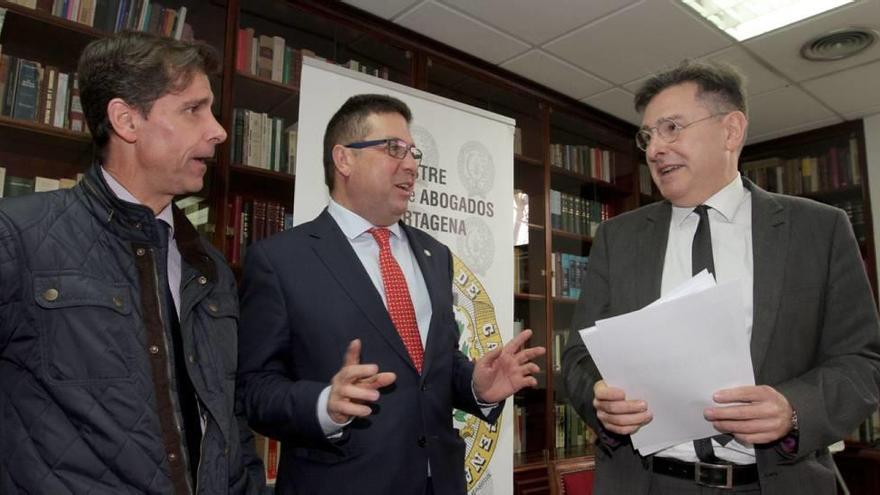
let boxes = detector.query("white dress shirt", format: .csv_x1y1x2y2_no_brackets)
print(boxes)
655,174,756,464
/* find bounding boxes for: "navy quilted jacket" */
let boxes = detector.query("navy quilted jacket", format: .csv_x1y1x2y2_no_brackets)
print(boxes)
0,165,266,494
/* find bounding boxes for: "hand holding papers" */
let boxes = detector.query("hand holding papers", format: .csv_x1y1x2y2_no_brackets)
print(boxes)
579,271,754,454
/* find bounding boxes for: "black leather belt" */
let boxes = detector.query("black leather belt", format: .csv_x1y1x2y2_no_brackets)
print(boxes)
652,456,759,489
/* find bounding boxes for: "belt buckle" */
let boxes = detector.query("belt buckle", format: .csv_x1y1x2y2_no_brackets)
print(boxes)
694,461,733,489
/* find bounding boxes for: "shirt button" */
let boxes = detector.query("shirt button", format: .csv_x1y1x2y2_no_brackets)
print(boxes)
207,303,218,313
43,288,59,302
198,276,208,285
112,296,124,308
149,345,159,355
188,355,196,363
136,248,146,256
168,452,177,462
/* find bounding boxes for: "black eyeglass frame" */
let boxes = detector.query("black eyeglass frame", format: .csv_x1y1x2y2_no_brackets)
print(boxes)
344,138,423,162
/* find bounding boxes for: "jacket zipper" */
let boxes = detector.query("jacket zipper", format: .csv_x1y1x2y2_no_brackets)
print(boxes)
152,246,194,495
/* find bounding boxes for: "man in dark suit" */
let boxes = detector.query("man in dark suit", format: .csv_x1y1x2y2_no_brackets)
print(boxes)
562,61,880,494
237,94,544,495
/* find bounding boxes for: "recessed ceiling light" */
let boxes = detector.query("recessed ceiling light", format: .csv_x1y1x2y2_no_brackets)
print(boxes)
681,0,854,41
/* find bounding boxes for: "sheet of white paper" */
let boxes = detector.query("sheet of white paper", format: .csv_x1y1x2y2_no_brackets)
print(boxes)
579,279,754,455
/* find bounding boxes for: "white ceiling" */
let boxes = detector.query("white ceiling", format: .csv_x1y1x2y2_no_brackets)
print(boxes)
342,0,880,144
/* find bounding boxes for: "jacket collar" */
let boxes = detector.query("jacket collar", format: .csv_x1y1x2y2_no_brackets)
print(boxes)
80,163,216,283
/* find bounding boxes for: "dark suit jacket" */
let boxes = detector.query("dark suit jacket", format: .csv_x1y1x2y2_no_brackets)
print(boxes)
237,209,499,495
562,180,880,494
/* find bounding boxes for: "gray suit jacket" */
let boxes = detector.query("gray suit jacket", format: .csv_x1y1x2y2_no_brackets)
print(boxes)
562,180,880,494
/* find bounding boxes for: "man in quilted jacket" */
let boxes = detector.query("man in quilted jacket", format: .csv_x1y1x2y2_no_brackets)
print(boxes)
0,31,265,494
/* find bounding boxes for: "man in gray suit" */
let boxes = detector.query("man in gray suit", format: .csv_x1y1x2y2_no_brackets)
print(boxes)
562,61,880,494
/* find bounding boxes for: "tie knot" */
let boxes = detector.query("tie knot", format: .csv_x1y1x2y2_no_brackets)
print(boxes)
368,227,391,248
695,204,711,217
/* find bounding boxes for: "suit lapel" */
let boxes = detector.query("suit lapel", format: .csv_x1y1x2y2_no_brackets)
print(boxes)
402,223,445,377
746,181,787,376
638,202,671,309
308,210,415,370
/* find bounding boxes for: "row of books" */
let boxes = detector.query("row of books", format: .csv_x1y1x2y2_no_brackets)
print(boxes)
236,28,302,87
235,27,390,87
0,167,80,198
513,245,530,293
555,403,595,451
230,108,297,175
226,195,292,265
0,55,86,132
741,139,861,195
550,143,615,183
550,190,609,237
550,252,588,299
552,329,569,372
7,0,193,40
638,163,658,197
252,434,281,486
847,409,880,446
835,199,868,243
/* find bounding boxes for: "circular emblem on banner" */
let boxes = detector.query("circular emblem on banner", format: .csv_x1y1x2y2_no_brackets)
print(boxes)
457,141,494,197
456,217,495,274
451,254,503,494
411,125,439,170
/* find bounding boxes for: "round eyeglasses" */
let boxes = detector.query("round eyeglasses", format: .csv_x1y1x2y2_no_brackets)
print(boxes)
635,113,728,152
344,138,423,162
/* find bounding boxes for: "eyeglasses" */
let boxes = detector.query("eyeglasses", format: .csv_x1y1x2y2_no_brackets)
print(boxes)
635,113,728,151
344,138,423,162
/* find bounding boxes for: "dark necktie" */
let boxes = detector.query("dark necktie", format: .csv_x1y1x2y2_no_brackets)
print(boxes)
689,205,733,462
157,220,203,484
368,227,424,373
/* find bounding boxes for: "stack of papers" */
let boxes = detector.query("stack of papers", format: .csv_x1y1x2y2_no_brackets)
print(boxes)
578,271,754,454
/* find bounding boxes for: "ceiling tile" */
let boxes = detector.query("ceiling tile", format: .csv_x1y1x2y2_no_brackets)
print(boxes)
341,0,422,19
437,0,638,45
746,86,839,142
582,88,641,125
803,59,880,119
396,2,531,64
698,47,788,96
502,50,611,100
743,1,880,82
544,0,732,84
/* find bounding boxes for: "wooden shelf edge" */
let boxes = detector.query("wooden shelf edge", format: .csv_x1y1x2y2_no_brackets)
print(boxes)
551,229,593,243
550,165,631,195
514,153,543,168
229,164,296,182
0,115,92,142
235,70,301,94
514,292,546,301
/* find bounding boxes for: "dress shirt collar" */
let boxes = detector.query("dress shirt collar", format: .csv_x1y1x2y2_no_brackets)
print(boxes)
327,198,403,241
101,166,174,236
671,173,746,226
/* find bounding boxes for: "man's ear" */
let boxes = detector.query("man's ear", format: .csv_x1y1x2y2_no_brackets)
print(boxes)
332,144,353,178
724,111,748,151
106,97,139,144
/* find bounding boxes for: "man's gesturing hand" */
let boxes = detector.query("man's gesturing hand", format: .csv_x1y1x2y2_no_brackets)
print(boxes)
327,339,397,424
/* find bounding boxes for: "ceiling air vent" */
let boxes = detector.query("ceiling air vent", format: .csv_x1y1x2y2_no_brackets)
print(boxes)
800,28,877,61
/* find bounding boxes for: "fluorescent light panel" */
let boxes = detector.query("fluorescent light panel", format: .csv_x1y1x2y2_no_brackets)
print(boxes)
681,0,854,41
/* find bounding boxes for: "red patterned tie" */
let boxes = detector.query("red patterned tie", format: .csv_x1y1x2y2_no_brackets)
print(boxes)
369,227,424,373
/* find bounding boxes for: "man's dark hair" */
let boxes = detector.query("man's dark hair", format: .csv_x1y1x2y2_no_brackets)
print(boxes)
78,30,220,153
323,94,412,190
634,61,747,116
